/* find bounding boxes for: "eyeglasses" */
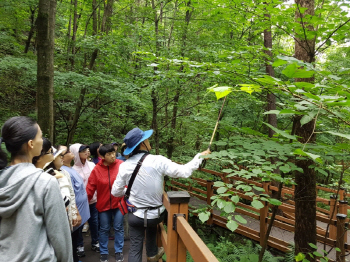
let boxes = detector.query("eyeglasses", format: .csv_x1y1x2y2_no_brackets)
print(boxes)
63,150,70,156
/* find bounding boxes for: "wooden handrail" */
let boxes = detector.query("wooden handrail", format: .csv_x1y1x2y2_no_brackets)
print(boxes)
176,216,218,262
159,191,219,262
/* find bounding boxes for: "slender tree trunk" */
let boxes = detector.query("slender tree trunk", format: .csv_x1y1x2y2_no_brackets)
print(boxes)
92,0,97,35
24,7,37,53
37,0,56,141
166,90,180,159
167,0,178,48
264,13,277,137
294,0,317,260
151,89,160,154
70,0,78,69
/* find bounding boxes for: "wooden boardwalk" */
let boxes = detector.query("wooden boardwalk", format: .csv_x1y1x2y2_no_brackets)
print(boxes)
169,166,350,261
189,196,346,261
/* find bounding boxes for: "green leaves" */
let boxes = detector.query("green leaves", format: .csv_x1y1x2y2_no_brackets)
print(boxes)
235,215,247,224
207,84,233,100
282,63,315,79
263,122,297,140
226,220,238,232
198,211,211,223
300,110,318,126
224,202,236,213
293,149,322,163
251,200,264,209
239,84,262,95
325,131,350,140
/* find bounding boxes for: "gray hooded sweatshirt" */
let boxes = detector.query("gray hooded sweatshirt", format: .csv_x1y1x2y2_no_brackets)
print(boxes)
0,163,73,262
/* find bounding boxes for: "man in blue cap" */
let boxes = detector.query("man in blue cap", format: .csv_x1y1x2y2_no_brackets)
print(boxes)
111,127,210,262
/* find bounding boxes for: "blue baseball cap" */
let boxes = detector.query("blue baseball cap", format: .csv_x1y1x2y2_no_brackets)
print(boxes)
123,127,153,156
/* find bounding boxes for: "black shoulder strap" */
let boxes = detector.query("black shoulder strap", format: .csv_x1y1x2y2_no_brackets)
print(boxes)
125,153,149,198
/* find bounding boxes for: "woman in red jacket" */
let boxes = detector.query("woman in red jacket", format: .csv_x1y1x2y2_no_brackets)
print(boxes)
86,144,124,262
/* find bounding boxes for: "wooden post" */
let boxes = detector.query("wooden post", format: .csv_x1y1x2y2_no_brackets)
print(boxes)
339,188,345,201
263,181,271,196
206,180,214,226
167,191,190,262
260,201,268,246
336,214,347,262
330,195,337,239
339,200,348,243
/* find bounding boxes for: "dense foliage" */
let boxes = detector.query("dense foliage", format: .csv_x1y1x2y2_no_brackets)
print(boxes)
1,0,350,260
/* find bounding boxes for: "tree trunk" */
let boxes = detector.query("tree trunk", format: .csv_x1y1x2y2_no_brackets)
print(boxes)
151,88,160,155
37,0,56,142
70,0,78,69
264,15,277,137
166,90,180,159
24,7,37,53
92,0,98,35
294,0,316,260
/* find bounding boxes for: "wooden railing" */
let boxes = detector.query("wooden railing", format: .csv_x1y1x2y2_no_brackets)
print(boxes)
168,166,349,261
157,191,219,262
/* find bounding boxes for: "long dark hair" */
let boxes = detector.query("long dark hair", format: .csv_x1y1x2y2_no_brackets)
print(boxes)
32,137,52,166
89,142,101,158
0,116,39,169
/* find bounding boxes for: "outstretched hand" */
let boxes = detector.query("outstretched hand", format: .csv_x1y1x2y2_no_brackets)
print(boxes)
200,149,211,156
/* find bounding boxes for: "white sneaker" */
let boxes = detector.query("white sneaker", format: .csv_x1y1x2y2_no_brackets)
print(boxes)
82,223,89,233
77,246,85,257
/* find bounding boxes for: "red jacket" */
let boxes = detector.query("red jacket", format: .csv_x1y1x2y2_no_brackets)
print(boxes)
87,159,124,212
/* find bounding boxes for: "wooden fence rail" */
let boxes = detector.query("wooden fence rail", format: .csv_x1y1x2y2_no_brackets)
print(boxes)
157,191,219,262
168,166,349,261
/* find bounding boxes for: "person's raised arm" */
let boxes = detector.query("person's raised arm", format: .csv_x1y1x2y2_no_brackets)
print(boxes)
160,149,211,179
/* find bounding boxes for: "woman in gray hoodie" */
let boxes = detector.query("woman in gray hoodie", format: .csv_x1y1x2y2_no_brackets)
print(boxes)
0,116,73,262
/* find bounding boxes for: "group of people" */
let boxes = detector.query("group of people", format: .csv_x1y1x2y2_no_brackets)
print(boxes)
0,116,210,262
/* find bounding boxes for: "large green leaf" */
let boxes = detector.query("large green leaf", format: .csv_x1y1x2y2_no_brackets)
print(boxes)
226,220,238,232
325,131,350,140
268,198,282,206
207,85,233,100
231,195,240,203
282,63,315,78
198,211,210,223
217,187,227,194
300,110,318,126
251,200,264,209
293,149,322,163
303,93,320,101
263,122,297,140
239,84,262,94
217,199,226,209
224,202,236,213
235,215,247,224
272,59,288,67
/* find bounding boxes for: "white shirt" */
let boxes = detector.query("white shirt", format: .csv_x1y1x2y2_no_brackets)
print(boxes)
111,153,203,219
